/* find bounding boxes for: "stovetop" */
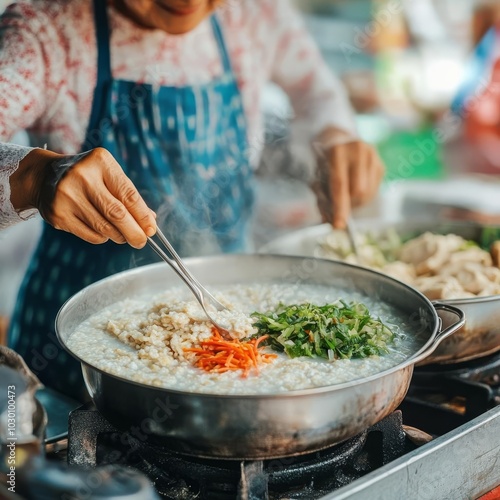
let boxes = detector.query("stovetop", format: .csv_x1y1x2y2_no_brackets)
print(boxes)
33,351,500,499
65,406,416,500
401,350,500,435
329,352,500,500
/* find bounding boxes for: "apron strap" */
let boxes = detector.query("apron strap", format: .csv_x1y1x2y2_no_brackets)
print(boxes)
92,0,112,85
90,4,232,86
84,0,113,147
84,5,234,148
210,14,233,75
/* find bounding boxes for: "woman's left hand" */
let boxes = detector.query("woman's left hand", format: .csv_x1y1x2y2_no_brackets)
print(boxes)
312,127,385,228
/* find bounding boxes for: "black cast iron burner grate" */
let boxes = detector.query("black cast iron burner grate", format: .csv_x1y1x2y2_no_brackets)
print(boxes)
398,350,500,436
67,406,412,500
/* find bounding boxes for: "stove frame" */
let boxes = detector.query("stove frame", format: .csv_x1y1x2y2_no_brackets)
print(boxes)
328,405,500,500
66,407,413,499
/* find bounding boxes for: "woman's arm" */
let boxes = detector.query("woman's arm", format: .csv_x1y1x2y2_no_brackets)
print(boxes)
268,0,357,140
0,4,66,141
0,4,84,230
0,4,70,228
0,144,35,229
267,0,385,227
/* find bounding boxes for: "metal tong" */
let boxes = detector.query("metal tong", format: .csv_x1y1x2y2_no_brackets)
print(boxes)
346,218,361,260
147,228,232,338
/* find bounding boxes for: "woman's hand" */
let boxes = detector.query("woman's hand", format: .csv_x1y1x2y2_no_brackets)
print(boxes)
10,147,156,248
312,127,385,228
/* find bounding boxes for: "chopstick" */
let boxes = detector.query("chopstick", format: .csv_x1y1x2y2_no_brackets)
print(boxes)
346,218,361,258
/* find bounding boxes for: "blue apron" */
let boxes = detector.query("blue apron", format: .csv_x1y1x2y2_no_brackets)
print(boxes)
8,0,254,400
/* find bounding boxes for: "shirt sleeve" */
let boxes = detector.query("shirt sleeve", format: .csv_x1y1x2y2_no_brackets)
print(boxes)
0,4,65,142
268,0,358,140
0,143,36,230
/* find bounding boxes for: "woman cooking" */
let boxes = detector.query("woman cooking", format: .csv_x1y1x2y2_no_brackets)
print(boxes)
1,0,384,399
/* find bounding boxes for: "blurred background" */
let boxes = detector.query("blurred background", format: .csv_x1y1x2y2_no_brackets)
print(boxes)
3,0,500,340
253,0,500,241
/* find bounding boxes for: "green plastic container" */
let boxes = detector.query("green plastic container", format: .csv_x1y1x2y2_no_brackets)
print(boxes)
377,127,445,181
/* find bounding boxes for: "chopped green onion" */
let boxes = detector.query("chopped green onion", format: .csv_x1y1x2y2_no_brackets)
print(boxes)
251,301,396,361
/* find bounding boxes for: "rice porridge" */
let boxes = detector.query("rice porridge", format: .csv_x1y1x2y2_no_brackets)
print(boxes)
67,283,425,395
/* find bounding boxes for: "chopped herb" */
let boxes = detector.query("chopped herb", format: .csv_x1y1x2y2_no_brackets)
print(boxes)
458,239,478,251
251,301,395,360
480,227,500,250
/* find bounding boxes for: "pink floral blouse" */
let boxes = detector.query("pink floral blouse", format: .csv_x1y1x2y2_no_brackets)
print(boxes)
0,0,356,228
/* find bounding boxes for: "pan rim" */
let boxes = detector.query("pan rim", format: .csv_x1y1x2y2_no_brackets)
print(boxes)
55,254,441,398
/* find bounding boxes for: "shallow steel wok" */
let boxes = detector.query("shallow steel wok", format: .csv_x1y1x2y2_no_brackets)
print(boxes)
55,255,464,459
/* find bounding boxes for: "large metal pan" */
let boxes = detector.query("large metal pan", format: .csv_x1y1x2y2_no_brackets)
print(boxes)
55,255,464,459
261,221,500,365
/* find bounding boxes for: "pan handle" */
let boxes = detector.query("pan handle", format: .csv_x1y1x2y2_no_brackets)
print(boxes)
411,303,466,365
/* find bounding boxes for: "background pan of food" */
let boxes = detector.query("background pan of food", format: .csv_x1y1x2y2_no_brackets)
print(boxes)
261,221,500,365
55,255,463,459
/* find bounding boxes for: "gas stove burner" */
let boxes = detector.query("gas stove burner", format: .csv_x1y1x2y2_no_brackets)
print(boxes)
66,407,409,500
399,349,500,436
136,430,368,487
132,433,369,499
414,349,500,383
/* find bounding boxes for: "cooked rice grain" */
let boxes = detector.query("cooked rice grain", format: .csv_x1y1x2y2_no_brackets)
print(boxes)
67,284,423,395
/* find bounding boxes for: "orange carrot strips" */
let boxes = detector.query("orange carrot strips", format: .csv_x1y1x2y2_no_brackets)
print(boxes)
184,330,276,377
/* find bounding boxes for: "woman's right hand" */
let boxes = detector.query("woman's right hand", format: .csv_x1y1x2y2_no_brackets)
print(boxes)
10,147,156,248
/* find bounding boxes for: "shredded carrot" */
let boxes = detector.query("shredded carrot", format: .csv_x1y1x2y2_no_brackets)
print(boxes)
306,330,314,343
184,329,277,377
